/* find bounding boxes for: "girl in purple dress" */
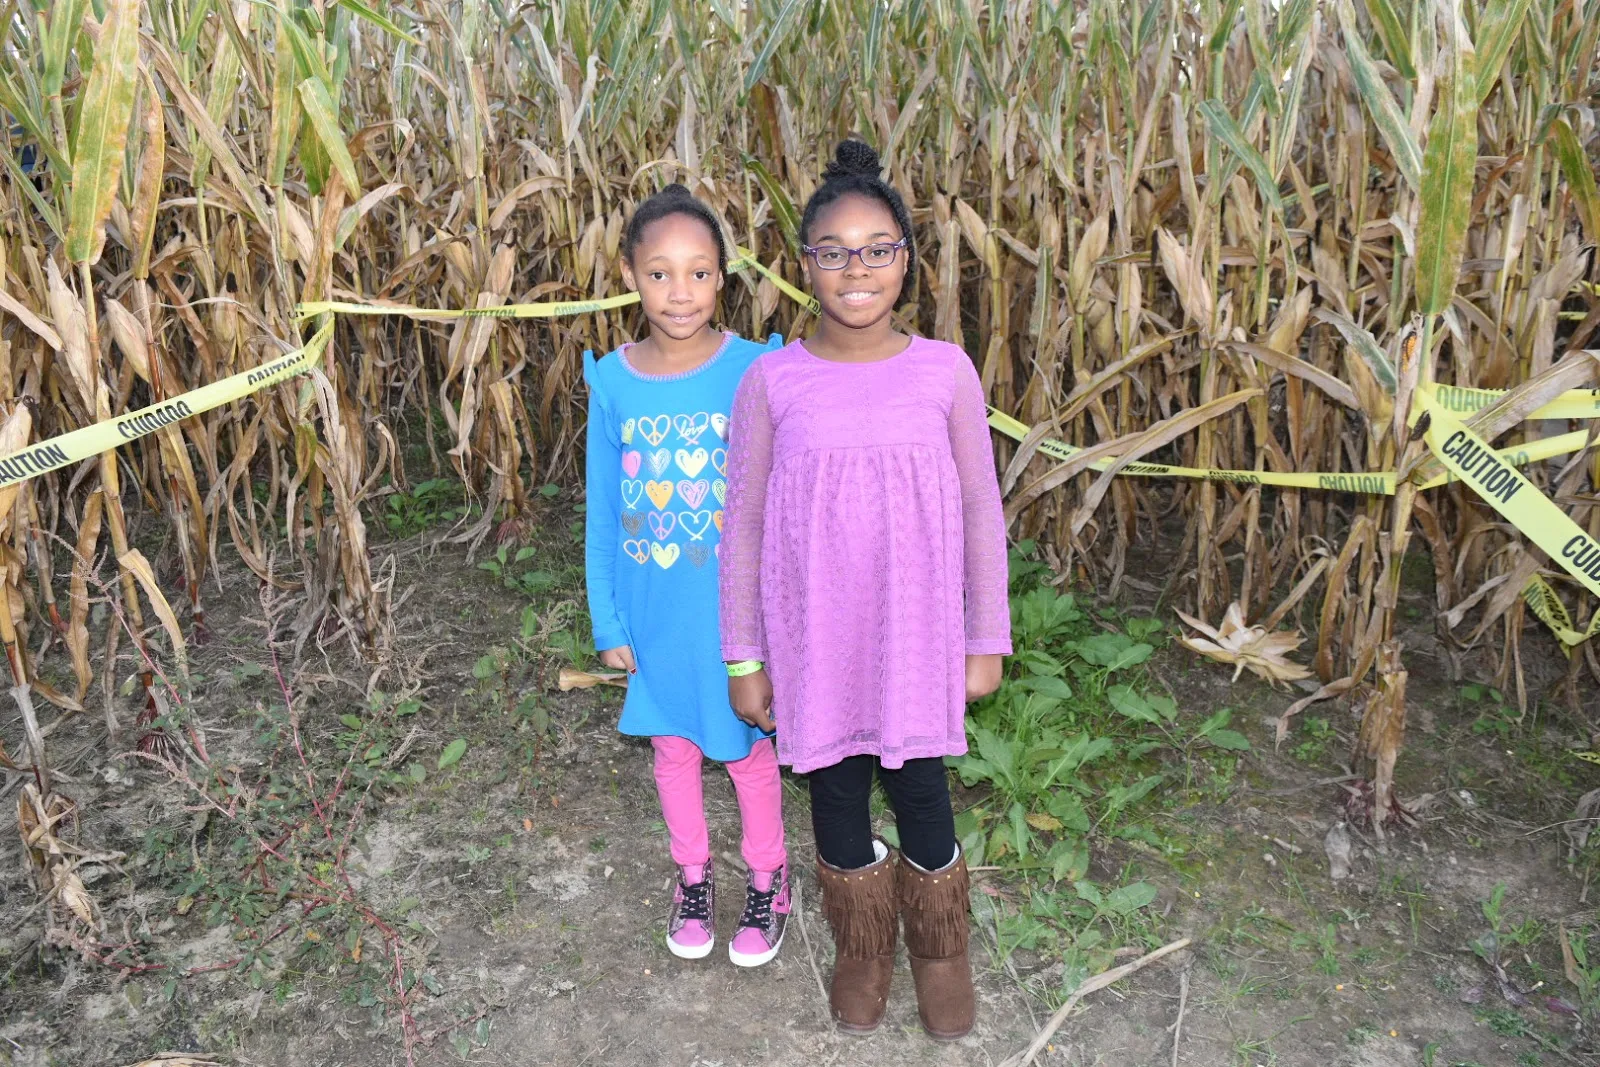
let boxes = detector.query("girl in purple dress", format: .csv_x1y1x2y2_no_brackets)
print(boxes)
718,140,1011,1039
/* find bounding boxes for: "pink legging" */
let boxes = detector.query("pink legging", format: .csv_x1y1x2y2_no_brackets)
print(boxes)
651,736,787,874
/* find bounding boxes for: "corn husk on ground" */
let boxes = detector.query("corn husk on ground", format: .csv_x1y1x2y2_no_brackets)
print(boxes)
0,0,1596,845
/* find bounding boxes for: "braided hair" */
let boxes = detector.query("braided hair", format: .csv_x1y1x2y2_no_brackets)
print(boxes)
621,183,728,273
798,140,916,289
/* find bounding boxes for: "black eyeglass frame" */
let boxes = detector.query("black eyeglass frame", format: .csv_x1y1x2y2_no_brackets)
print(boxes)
800,238,909,270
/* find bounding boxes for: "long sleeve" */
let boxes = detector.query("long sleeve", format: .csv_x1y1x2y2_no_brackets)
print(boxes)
947,355,1013,655
583,353,628,652
719,357,773,660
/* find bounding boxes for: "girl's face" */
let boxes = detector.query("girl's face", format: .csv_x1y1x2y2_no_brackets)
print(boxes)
621,213,724,342
802,193,907,330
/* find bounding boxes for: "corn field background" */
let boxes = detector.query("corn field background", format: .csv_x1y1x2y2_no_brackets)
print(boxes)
1,0,1599,863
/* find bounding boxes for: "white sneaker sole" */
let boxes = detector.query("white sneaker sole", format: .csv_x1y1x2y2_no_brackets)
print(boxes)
668,936,715,960
728,928,785,968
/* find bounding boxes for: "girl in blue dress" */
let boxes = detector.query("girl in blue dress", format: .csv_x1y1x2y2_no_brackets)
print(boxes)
583,185,789,967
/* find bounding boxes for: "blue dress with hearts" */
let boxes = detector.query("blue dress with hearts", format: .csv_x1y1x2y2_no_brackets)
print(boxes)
583,332,780,761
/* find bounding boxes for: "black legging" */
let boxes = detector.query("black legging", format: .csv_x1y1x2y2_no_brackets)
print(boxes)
808,754,957,873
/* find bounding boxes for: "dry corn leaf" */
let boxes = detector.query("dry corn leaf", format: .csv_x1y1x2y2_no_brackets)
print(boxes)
1177,603,1313,687
558,668,627,691
118,1056,224,1067
53,863,97,926
118,549,189,680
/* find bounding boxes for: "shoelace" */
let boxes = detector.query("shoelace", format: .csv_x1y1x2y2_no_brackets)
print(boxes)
678,877,712,922
737,881,778,929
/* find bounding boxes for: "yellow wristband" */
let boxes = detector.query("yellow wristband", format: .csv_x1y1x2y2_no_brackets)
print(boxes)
726,660,764,678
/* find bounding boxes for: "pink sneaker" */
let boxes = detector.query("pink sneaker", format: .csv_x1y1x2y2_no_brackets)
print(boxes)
667,862,715,960
728,864,790,968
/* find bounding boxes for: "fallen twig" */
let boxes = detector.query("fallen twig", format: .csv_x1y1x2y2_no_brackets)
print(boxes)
1168,964,1190,1067
1000,937,1192,1067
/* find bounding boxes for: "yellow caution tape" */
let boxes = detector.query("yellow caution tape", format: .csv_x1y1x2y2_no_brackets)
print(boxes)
296,247,821,320
0,322,334,491
1427,383,1600,422
1521,574,1600,652
985,408,1595,496
1419,393,1600,599
984,407,1380,490
297,290,641,321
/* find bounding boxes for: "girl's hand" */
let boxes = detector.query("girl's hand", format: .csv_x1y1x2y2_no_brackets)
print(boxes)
599,645,637,674
965,654,1004,702
729,669,776,734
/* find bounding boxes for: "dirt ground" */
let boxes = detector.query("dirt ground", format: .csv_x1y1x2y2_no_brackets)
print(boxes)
3,511,1600,1067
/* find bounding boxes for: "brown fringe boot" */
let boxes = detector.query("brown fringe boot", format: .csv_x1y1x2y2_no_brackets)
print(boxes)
897,847,975,1040
815,842,897,1033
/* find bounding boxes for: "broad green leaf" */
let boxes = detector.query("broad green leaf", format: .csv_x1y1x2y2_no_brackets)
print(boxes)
1149,692,1179,721
1105,881,1158,916
1275,0,1316,53
0,71,69,174
1549,118,1600,245
862,0,884,86
277,8,335,89
1049,841,1088,883
1338,0,1421,190
1198,99,1285,216
1313,308,1397,393
1203,0,1241,52
297,77,361,196
44,0,91,97
1136,0,1163,51
331,0,420,42
438,738,468,769
1472,0,1532,105
66,0,141,264
1105,642,1155,673
1106,774,1164,812
742,0,802,97
179,0,215,54
1108,684,1161,724
1208,730,1253,751
975,728,1020,786
951,755,995,787
1363,0,1415,79
742,154,801,250
1198,707,1233,735
1019,675,1074,701
1414,42,1478,317
1009,802,1031,859
1072,633,1153,672
1046,791,1091,833
1074,880,1104,908
1053,733,1115,774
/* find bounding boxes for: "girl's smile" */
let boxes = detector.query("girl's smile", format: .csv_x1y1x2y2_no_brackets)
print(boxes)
801,193,909,361
621,211,727,367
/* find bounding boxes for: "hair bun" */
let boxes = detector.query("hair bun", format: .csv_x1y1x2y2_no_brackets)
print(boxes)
658,182,694,200
824,139,882,179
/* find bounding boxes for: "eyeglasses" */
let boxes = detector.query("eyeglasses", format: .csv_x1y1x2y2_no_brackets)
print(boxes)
801,238,908,271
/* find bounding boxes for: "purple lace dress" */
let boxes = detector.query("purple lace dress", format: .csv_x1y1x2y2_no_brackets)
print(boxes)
718,337,1013,774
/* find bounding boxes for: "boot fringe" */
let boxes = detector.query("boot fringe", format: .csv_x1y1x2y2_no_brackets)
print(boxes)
898,853,971,959
816,854,898,959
